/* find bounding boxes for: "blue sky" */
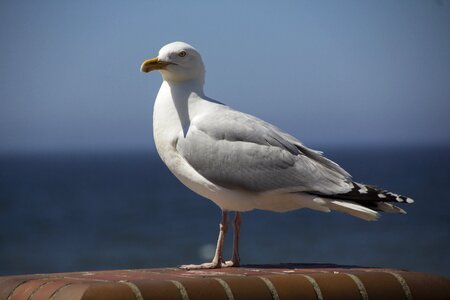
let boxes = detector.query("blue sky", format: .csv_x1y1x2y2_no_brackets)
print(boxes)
1,0,449,153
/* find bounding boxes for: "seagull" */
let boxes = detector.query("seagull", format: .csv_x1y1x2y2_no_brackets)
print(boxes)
140,41,414,269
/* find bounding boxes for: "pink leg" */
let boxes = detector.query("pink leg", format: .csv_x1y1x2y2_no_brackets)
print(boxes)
224,212,242,267
180,211,229,270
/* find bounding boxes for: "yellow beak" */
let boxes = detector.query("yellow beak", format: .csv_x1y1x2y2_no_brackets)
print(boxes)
140,57,172,73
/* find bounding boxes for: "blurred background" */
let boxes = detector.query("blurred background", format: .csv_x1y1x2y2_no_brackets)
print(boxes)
1,1,449,276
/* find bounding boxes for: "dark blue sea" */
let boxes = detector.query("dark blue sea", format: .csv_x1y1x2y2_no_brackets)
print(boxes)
0,146,449,277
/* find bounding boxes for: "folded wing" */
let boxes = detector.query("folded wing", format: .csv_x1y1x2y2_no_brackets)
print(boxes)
176,108,353,195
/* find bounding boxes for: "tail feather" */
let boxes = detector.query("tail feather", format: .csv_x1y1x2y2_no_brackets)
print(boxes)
325,200,380,221
376,202,406,214
309,182,413,220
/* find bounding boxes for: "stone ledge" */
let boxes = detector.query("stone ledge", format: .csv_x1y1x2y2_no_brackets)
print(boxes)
1,264,449,300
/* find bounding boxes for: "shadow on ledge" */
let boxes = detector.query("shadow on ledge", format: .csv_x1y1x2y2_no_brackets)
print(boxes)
242,262,369,269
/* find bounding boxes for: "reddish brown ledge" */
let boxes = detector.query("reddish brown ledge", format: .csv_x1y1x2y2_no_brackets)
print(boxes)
1,264,449,300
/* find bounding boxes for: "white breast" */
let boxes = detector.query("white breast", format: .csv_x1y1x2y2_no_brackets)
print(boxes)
152,81,241,209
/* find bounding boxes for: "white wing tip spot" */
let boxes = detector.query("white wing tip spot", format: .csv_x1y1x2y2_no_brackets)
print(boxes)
356,183,368,194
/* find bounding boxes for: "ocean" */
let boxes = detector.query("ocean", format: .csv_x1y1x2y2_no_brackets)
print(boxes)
0,146,449,277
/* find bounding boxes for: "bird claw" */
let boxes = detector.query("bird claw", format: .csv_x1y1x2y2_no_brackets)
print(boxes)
179,262,221,270
223,260,239,267
179,260,239,270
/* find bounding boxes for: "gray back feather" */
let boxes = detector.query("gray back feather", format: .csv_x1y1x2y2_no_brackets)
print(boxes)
176,109,352,194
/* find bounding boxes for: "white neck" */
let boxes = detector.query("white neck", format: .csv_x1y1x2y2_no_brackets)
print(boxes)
152,79,206,157
166,78,205,96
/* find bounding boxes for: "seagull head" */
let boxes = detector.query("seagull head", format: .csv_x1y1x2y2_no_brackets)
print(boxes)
141,41,205,83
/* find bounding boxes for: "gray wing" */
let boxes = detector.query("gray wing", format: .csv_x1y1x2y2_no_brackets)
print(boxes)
176,108,352,194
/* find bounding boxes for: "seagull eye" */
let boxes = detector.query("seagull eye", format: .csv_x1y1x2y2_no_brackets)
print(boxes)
178,51,187,57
